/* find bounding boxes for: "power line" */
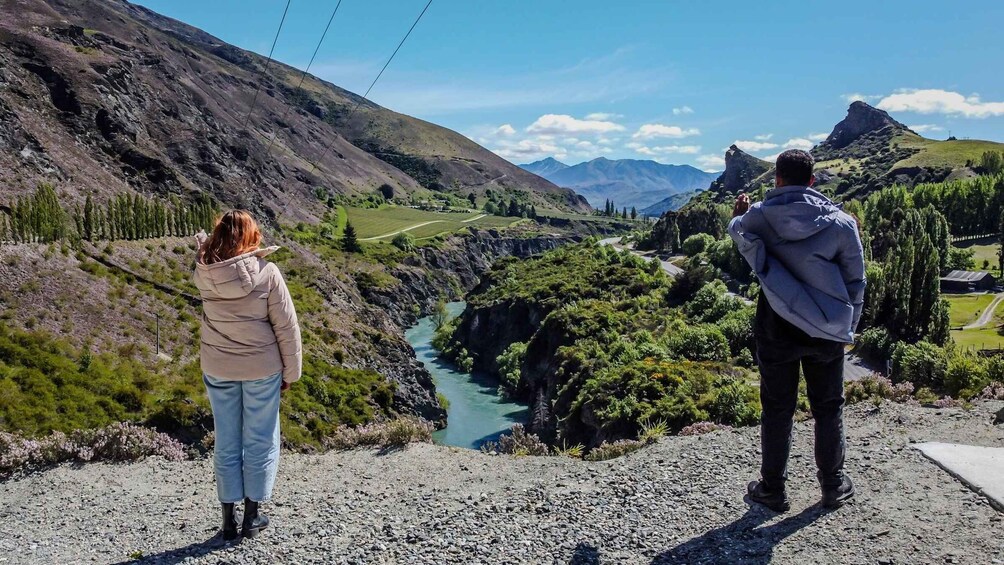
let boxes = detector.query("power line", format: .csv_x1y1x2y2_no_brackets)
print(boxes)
264,0,345,158
240,0,293,131
278,0,434,218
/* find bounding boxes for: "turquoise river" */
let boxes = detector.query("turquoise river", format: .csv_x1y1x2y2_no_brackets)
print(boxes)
404,301,529,449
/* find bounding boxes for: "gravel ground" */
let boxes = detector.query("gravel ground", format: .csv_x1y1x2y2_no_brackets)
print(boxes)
2,401,1003,565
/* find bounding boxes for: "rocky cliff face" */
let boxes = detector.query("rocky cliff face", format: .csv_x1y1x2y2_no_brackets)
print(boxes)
817,101,912,151
365,230,578,328
704,145,773,200
357,231,579,425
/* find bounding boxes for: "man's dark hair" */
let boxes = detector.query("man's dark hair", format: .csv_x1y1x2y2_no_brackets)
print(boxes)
775,149,814,186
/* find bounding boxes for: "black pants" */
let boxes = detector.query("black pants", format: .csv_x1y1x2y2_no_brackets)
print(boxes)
754,293,846,490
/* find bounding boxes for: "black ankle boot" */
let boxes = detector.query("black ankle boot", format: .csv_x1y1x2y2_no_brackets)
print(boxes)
241,498,270,538
221,503,238,541
747,480,790,512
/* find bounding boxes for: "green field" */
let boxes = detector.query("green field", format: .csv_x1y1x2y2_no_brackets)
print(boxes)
343,205,518,240
947,292,1004,350
953,239,999,272
951,326,1004,351
945,293,996,327
894,132,1004,170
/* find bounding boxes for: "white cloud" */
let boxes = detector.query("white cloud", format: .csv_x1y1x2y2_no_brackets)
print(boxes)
842,93,881,103
783,137,815,150
632,124,701,139
585,112,623,121
908,123,944,133
494,124,516,136
633,144,702,156
696,154,725,172
877,89,1004,118
491,137,567,161
526,114,626,135
672,105,694,115
754,133,774,141
760,152,781,164
731,140,779,152
808,132,829,142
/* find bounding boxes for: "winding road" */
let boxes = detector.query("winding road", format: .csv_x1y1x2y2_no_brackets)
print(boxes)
598,236,685,277
963,292,1004,329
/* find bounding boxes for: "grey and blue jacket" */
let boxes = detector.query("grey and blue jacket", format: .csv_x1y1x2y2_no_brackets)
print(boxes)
728,185,866,344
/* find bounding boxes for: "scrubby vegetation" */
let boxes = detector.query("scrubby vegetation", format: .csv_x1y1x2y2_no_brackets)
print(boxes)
0,323,395,452
439,243,761,451
0,422,186,478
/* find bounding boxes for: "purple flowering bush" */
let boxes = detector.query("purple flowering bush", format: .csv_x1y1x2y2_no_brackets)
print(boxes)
679,421,732,436
0,422,186,476
323,417,434,450
978,381,1004,400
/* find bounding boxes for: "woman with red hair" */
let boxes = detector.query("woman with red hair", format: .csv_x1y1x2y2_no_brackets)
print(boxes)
194,210,301,540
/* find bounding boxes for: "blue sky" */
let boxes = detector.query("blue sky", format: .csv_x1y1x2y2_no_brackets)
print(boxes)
134,0,1004,171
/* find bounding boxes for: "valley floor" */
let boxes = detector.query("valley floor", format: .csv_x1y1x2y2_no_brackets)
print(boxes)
3,402,1003,565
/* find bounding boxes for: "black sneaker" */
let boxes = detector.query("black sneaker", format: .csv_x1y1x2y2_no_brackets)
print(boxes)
822,474,855,509
747,480,790,512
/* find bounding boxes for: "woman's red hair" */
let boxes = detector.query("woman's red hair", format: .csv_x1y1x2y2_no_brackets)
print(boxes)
201,210,262,264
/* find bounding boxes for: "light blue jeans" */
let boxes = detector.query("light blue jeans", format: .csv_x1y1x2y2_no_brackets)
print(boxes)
203,372,282,503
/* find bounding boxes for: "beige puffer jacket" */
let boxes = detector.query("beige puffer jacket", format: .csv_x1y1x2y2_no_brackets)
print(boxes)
193,234,302,383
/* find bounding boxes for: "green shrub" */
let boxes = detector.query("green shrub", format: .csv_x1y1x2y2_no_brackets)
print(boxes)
668,325,730,362
480,424,549,456
716,307,754,356
682,233,715,256
584,439,645,461
857,327,893,362
891,341,947,388
391,232,416,252
684,281,744,324
496,342,527,396
945,350,990,398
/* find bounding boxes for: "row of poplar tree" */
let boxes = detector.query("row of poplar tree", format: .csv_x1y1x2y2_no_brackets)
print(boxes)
0,184,217,244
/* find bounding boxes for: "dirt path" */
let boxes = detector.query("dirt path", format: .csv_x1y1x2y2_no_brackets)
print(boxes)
3,401,1002,564
963,292,1004,329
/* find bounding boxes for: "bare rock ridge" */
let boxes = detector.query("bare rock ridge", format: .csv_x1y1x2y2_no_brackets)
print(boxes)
705,144,773,197
817,100,912,151
0,0,590,222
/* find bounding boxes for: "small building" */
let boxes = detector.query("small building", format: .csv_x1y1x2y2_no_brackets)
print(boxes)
940,270,996,293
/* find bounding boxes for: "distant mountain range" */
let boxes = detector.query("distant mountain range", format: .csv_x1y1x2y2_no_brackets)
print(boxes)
520,157,718,211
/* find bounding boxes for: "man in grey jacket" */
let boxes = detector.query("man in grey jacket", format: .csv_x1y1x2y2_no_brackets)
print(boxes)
729,149,866,512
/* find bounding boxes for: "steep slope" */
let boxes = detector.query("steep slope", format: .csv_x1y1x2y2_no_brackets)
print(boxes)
521,157,716,210
519,157,569,177
0,0,589,220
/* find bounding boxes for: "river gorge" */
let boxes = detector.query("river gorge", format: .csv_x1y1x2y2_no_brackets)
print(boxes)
405,301,529,449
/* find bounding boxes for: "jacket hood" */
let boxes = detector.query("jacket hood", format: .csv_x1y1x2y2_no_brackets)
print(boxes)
194,231,280,299
760,185,842,242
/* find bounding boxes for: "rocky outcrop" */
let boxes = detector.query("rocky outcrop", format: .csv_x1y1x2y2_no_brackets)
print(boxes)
705,145,773,200
817,100,912,151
